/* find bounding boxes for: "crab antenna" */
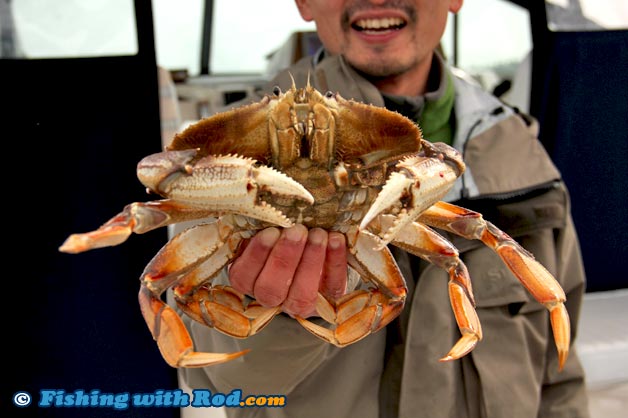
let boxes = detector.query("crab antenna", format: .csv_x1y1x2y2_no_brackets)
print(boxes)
306,71,311,88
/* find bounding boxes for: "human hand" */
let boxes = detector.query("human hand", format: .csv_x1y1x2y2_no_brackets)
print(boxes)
228,225,348,318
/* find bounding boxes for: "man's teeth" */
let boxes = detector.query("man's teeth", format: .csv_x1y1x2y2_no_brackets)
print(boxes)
354,17,404,30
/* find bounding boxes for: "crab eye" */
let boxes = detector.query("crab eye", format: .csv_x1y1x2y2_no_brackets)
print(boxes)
325,91,335,99
272,86,282,96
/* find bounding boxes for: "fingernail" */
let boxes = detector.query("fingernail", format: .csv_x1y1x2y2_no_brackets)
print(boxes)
284,225,306,242
329,233,344,249
308,228,327,246
259,227,280,246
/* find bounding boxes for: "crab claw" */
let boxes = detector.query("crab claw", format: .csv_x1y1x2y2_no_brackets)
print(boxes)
59,152,316,255
360,143,465,248
140,151,315,205
360,164,454,249
360,142,465,248
139,152,314,227
360,171,415,238
254,164,314,205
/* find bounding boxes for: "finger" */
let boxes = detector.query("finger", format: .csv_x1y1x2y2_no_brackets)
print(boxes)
229,227,280,295
284,228,328,317
254,224,308,307
320,232,348,300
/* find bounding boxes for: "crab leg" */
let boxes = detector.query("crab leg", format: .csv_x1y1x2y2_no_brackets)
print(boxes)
59,152,314,255
176,284,282,340
164,229,282,339
138,216,279,367
139,285,249,368
419,201,570,370
138,217,245,367
59,200,217,254
368,214,483,361
140,216,242,290
296,229,407,346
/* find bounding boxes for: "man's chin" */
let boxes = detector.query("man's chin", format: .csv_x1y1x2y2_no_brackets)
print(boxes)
348,58,412,79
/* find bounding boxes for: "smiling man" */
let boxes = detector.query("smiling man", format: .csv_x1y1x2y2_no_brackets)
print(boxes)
297,0,457,95
174,1,591,417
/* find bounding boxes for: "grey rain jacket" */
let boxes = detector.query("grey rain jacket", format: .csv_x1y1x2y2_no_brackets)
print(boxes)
173,53,590,418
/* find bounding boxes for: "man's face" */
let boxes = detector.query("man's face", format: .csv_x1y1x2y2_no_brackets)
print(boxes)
295,0,461,78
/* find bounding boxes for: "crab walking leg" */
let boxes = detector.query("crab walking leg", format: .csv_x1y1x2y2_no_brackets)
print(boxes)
370,214,483,361
59,200,209,254
177,284,282,339
296,229,407,347
168,230,282,339
138,217,268,367
419,201,570,370
139,286,249,368
141,216,241,288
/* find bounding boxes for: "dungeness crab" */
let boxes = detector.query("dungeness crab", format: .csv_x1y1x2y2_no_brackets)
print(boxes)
59,82,570,370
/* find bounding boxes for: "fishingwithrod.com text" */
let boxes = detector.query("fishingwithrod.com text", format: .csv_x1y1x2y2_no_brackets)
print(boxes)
13,388,286,410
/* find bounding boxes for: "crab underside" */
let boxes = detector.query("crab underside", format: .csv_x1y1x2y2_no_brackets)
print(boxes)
59,83,570,370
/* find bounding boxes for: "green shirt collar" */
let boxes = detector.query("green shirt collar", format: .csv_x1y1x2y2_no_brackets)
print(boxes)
382,53,455,145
